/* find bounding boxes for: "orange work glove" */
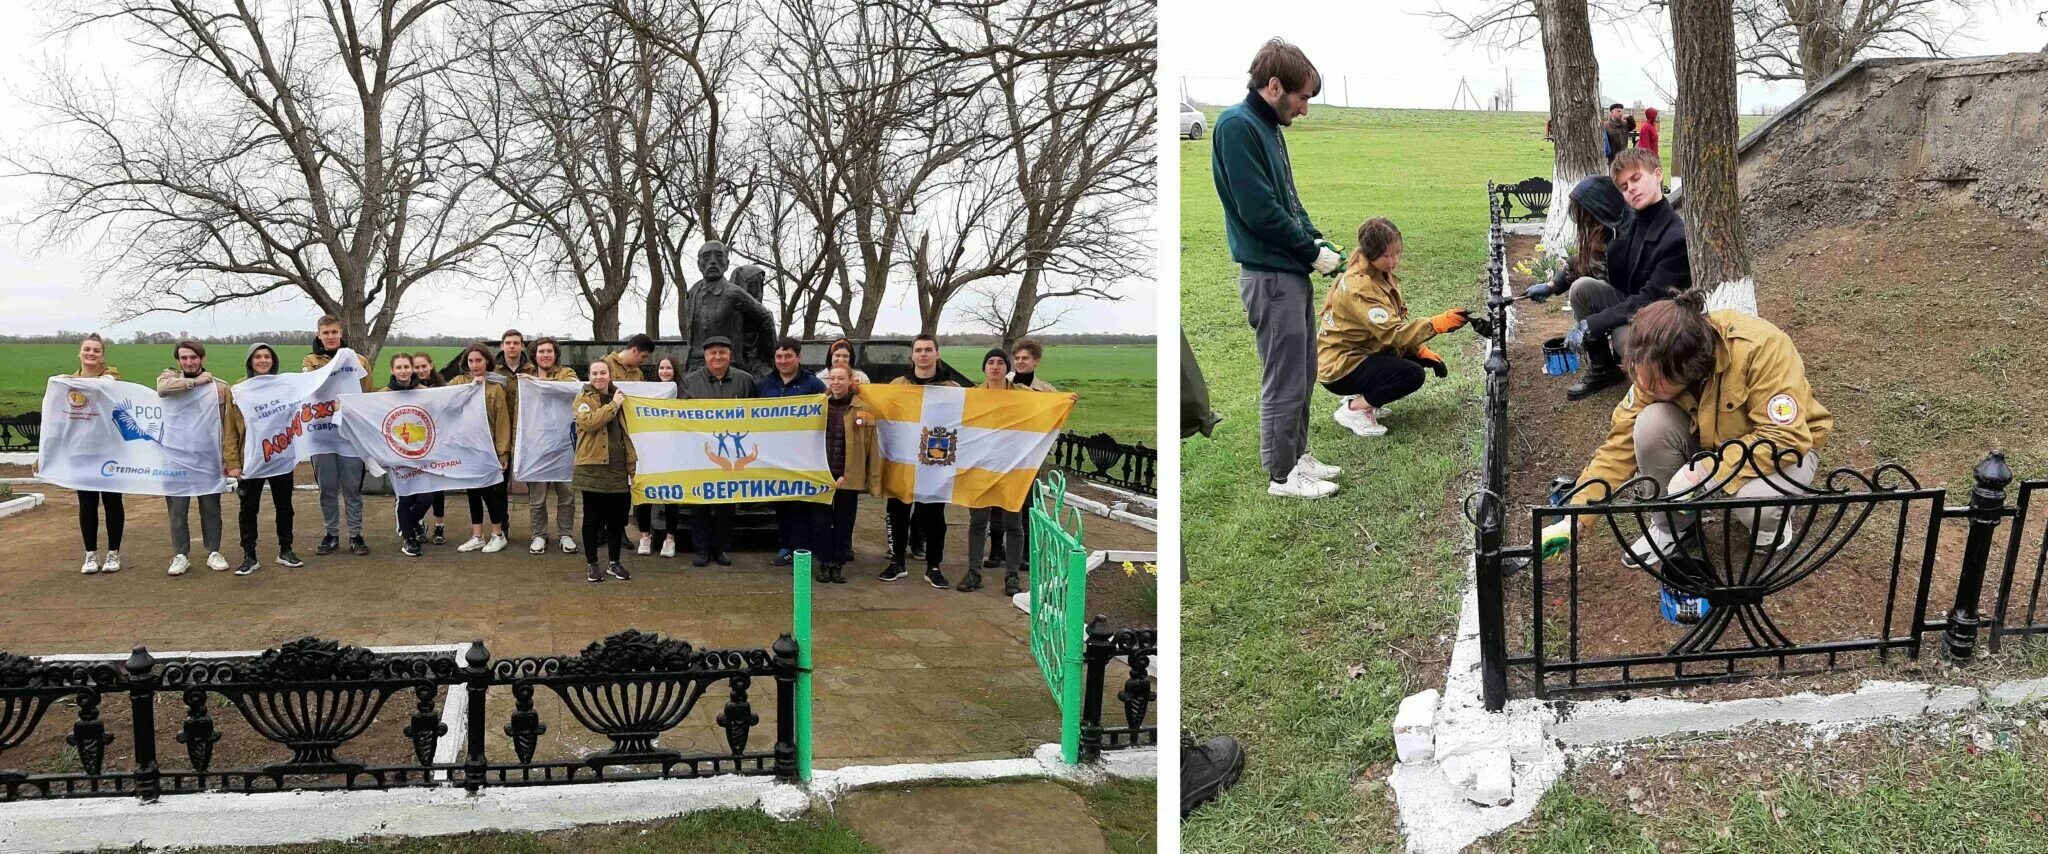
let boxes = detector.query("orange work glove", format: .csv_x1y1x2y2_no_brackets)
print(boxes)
1415,345,1448,378
1429,307,1471,335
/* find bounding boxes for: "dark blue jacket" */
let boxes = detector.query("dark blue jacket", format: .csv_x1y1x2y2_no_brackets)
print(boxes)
756,370,825,398
1211,92,1322,274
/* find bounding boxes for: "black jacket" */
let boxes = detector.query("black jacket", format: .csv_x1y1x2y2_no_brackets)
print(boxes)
1587,198,1689,338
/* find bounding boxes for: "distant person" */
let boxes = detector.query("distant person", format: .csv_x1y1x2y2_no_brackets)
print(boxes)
450,343,513,554
1212,38,1346,500
303,315,374,556
757,338,827,569
1637,107,1660,158
574,359,634,583
636,353,685,558
1523,175,1630,304
408,352,448,544
681,337,757,567
602,334,654,383
1548,289,1830,624
223,342,302,575
1602,103,1636,164
1560,148,1692,400
879,334,960,588
526,337,580,555
155,340,230,576
820,337,870,386
1315,218,1471,438
67,334,125,575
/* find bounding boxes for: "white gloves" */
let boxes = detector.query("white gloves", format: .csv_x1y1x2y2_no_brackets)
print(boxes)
1312,246,1343,276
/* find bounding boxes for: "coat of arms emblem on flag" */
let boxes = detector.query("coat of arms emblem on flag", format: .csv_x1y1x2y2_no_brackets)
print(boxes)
919,426,958,466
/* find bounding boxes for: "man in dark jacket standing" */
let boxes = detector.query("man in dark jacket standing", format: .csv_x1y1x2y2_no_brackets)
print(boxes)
1564,147,1691,399
681,337,757,566
757,337,826,568
1211,38,1346,500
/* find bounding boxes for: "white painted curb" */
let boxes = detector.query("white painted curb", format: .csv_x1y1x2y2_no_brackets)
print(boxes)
0,492,47,519
1060,491,1158,532
0,451,36,466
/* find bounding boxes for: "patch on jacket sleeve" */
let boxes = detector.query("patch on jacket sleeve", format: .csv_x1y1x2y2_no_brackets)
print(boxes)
1321,309,1337,331
1367,306,1392,325
1620,386,1637,411
577,402,591,414
1766,393,1798,425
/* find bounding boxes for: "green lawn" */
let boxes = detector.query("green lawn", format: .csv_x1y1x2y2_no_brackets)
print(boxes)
0,343,1155,445
1180,106,1552,850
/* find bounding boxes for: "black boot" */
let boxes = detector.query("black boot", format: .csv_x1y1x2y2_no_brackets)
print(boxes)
1004,572,1022,596
813,561,830,583
830,563,848,584
1566,361,1626,400
1180,735,1247,818
956,569,983,592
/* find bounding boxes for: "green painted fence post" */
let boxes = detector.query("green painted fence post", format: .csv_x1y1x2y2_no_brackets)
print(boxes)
1060,530,1088,765
794,549,814,782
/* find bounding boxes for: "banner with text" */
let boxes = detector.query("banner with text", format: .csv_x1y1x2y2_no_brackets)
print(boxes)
511,378,678,483
623,394,832,505
229,348,370,479
37,377,234,497
336,384,506,496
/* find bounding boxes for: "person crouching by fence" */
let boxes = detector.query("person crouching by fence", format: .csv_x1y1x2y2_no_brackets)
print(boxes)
408,352,449,544
527,337,579,555
450,344,513,554
1315,218,1471,439
818,365,867,585
67,334,126,575
156,339,230,576
222,343,301,576
962,349,1030,596
1550,287,1831,624
1556,147,1691,401
575,360,633,583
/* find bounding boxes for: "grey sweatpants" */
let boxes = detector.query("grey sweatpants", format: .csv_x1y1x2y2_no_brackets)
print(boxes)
166,494,222,556
312,453,365,537
1567,277,1634,361
528,480,577,537
1634,401,1819,539
1239,267,1316,482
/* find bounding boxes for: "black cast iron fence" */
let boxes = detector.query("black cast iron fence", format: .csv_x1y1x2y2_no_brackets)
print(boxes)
1079,616,1155,763
1050,432,1158,496
0,413,37,452
1494,177,1552,221
0,630,799,802
1468,184,2048,710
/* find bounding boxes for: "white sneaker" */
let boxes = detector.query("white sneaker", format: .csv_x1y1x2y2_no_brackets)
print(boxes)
81,551,100,575
637,534,653,556
1268,470,1339,499
457,535,488,553
102,551,121,573
206,551,230,571
659,539,677,559
1333,400,1388,437
560,535,576,554
1621,527,1679,569
529,535,547,555
168,554,190,576
1296,453,1342,480
482,533,508,553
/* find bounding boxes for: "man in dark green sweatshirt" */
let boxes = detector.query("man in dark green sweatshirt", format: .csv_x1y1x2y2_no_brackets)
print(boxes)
1211,38,1346,500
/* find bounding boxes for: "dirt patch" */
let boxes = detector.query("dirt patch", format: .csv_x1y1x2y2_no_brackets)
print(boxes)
1493,203,2048,698
831,780,1110,854
1086,559,1157,634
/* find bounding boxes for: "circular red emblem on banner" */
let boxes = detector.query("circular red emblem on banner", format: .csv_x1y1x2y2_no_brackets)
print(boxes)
383,405,436,460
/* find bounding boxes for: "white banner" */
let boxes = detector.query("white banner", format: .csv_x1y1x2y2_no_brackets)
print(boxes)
511,378,676,483
229,348,369,479
336,384,506,496
36,377,234,497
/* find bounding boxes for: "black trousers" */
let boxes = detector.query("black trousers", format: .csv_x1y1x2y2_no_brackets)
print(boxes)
636,503,682,548
398,493,436,541
467,482,509,528
1321,351,1428,408
430,491,445,519
78,490,125,551
582,492,629,562
692,505,736,558
827,490,860,565
236,473,294,559
886,498,946,569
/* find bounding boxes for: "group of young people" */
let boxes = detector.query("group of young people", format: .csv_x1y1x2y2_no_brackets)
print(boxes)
61,322,1061,599
1210,38,1831,623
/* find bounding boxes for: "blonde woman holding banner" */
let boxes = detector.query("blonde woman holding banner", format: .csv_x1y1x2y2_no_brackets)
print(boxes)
574,359,634,583
67,334,125,575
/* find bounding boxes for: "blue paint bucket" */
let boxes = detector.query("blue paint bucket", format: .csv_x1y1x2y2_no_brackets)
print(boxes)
1542,336,1579,376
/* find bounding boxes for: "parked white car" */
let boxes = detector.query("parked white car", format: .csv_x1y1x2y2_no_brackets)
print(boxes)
1179,101,1205,140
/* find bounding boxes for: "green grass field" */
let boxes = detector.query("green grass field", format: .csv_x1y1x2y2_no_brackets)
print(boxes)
0,342,1154,444
1179,106,1809,852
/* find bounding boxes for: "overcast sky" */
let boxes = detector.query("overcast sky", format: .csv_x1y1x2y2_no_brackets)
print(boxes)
0,5,1157,340
1172,0,2047,112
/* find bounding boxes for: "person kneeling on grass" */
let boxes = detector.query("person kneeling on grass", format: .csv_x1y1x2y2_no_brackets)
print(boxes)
1543,288,1831,624
1315,217,1472,438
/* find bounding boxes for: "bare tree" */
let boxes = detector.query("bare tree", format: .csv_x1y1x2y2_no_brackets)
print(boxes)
14,0,528,359
1673,0,1756,313
903,150,1028,335
1732,0,1980,86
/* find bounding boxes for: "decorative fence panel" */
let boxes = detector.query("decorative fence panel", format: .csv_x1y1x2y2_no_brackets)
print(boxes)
0,630,799,803
1468,182,2048,711
0,413,36,452
1080,619,1156,762
1029,471,1092,764
1049,432,1158,496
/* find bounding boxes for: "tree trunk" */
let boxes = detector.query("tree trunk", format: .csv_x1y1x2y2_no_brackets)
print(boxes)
591,300,620,339
1673,0,1756,314
1538,0,1606,255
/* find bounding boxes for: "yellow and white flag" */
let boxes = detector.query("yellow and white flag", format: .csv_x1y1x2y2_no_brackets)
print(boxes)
857,384,1077,510
623,394,833,505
